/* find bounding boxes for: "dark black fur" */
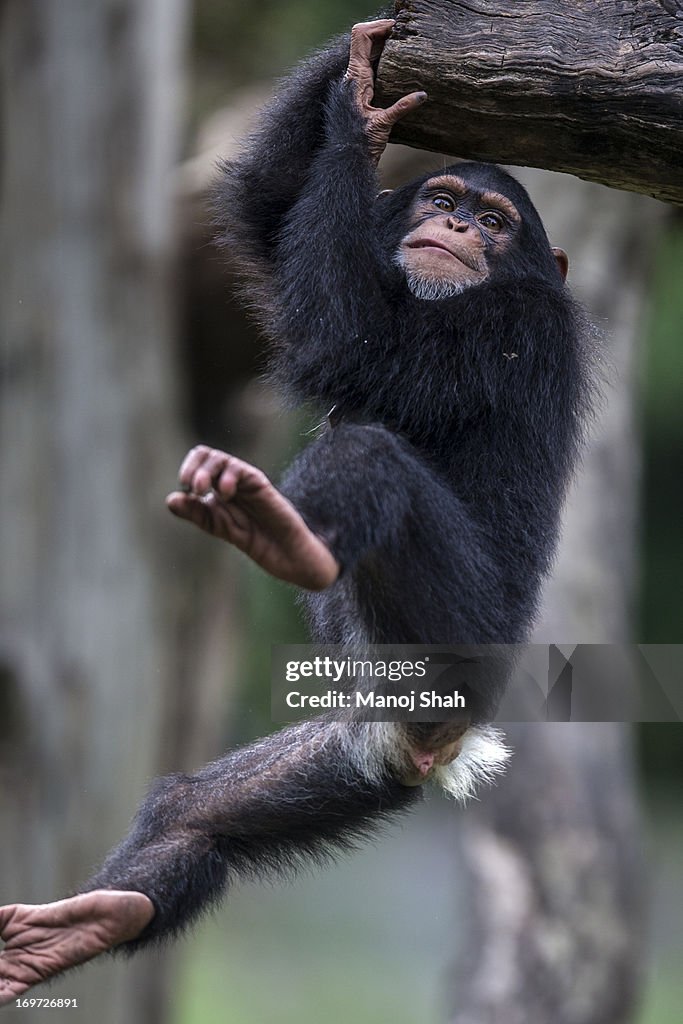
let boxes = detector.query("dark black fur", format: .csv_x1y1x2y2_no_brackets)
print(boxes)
85,37,595,948
84,722,417,948
212,56,593,654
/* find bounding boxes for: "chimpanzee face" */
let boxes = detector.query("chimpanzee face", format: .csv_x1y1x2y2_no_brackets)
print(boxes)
394,174,522,301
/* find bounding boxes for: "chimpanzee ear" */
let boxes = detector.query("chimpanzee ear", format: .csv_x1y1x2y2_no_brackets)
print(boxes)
376,189,394,200
552,247,569,282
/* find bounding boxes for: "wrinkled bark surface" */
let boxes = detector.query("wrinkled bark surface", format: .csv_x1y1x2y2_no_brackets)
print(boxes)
376,0,683,204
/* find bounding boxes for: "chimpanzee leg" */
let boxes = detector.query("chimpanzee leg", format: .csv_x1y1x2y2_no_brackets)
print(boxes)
0,720,417,1004
84,720,416,946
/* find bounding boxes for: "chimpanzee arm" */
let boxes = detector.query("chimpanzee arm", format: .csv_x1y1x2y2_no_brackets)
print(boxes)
211,37,349,289
267,22,426,404
272,79,391,339
213,20,425,401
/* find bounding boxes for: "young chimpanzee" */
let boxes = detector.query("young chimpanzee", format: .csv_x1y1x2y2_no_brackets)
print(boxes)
0,20,594,1004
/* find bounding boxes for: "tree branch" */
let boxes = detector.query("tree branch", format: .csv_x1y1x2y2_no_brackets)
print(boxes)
375,0,683,204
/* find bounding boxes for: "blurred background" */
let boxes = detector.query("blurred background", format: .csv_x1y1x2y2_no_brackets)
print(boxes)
0,2,681,1022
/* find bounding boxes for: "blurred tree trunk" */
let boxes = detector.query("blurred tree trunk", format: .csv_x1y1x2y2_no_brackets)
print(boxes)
446,174,663,1024
0,2,193,1022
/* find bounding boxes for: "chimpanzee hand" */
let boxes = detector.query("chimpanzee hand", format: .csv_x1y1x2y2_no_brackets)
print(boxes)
344,20,427,165
166,446,340,591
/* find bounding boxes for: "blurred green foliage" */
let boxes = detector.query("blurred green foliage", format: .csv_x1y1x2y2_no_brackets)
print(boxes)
640,215,683,645
638,215,683,792
192,0,374,116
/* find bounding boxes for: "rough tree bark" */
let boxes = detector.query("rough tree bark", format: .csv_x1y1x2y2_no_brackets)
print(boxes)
375,0,683,205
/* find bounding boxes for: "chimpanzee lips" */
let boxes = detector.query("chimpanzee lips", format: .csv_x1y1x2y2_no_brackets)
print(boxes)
408,238,479,271
408,238,455,255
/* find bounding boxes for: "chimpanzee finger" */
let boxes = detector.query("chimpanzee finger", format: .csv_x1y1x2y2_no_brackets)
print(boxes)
380,90,428,127
187,449,229,496
166,491,216,533
191,447,251,497
177,444,214,490
348,19,394,68
217,461,271,501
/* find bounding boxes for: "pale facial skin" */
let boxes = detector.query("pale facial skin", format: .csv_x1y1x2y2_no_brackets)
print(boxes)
394,175,569,296
395,174,522,299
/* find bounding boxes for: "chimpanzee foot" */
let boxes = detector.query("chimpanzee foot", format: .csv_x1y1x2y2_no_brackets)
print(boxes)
0,891,154,1006
166,445,340,590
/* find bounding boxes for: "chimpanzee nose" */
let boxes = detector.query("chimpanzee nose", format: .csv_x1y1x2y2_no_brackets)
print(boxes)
445,216,469,232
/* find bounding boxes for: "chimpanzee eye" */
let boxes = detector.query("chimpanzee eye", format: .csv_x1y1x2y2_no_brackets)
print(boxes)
432,195,455,212
477,211,505,233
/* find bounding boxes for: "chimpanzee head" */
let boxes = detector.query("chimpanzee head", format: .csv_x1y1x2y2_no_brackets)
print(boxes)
379,162,568,302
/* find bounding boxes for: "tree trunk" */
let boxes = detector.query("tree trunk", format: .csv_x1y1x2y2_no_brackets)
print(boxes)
445,171,662,1024
0,2,190,1021
376,0,683,205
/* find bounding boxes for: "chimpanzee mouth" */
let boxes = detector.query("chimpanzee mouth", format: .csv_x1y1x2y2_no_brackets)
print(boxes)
409,238,455,256
408,239,479,272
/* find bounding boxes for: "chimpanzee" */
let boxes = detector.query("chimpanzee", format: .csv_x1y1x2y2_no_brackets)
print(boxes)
0,19,594,1005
